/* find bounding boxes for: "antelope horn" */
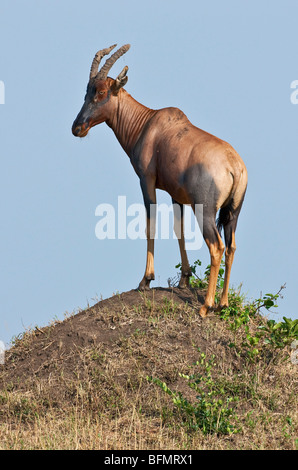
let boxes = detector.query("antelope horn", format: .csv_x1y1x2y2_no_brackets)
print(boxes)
97,44,131,80
89,44,117,80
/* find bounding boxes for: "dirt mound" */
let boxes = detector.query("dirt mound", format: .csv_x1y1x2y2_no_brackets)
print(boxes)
1,288,207,392
0,287,296,450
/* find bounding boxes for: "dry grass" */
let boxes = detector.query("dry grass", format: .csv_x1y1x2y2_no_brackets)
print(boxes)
0,287,297,450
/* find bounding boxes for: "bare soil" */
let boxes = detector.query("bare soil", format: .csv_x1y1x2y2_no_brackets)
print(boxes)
0,287,297,450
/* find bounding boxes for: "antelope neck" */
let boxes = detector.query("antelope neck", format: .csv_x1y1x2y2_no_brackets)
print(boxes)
106,90,156,156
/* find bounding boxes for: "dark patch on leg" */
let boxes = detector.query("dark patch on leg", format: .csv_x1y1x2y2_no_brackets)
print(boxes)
180,163,220,218
218,192,245,248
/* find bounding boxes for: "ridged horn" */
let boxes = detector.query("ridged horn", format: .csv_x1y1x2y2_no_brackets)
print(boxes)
89,44,117,80
97,44,130,80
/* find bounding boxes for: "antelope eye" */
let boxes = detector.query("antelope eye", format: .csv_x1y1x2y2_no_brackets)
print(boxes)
93,90,105,103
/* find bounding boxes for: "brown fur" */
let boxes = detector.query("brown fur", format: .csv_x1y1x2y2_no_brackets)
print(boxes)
72,49,248,317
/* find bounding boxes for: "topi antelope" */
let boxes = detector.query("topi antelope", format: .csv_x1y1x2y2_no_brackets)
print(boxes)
72,44,248,317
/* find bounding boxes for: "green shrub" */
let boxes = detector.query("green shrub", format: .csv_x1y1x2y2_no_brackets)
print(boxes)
148,350,239,435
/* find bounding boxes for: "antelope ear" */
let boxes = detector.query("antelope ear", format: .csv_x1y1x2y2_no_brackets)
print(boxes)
112,66,128,94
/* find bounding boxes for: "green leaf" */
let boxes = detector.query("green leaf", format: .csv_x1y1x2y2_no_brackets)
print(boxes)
264,299,275,309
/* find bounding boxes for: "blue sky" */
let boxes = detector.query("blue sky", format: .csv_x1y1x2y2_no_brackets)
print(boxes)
1,0,298,345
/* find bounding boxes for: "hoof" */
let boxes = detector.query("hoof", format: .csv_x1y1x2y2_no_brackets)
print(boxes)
138,284,151,292
215,304,228,313
138,275,154,291
178,278,189,289
199,305,213,318
178,272,192,289
178,284,187,290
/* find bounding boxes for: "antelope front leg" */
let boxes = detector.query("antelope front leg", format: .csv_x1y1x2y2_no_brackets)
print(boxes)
138,177,156,291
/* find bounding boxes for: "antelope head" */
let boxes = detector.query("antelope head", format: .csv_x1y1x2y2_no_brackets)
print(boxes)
72,44,130,137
